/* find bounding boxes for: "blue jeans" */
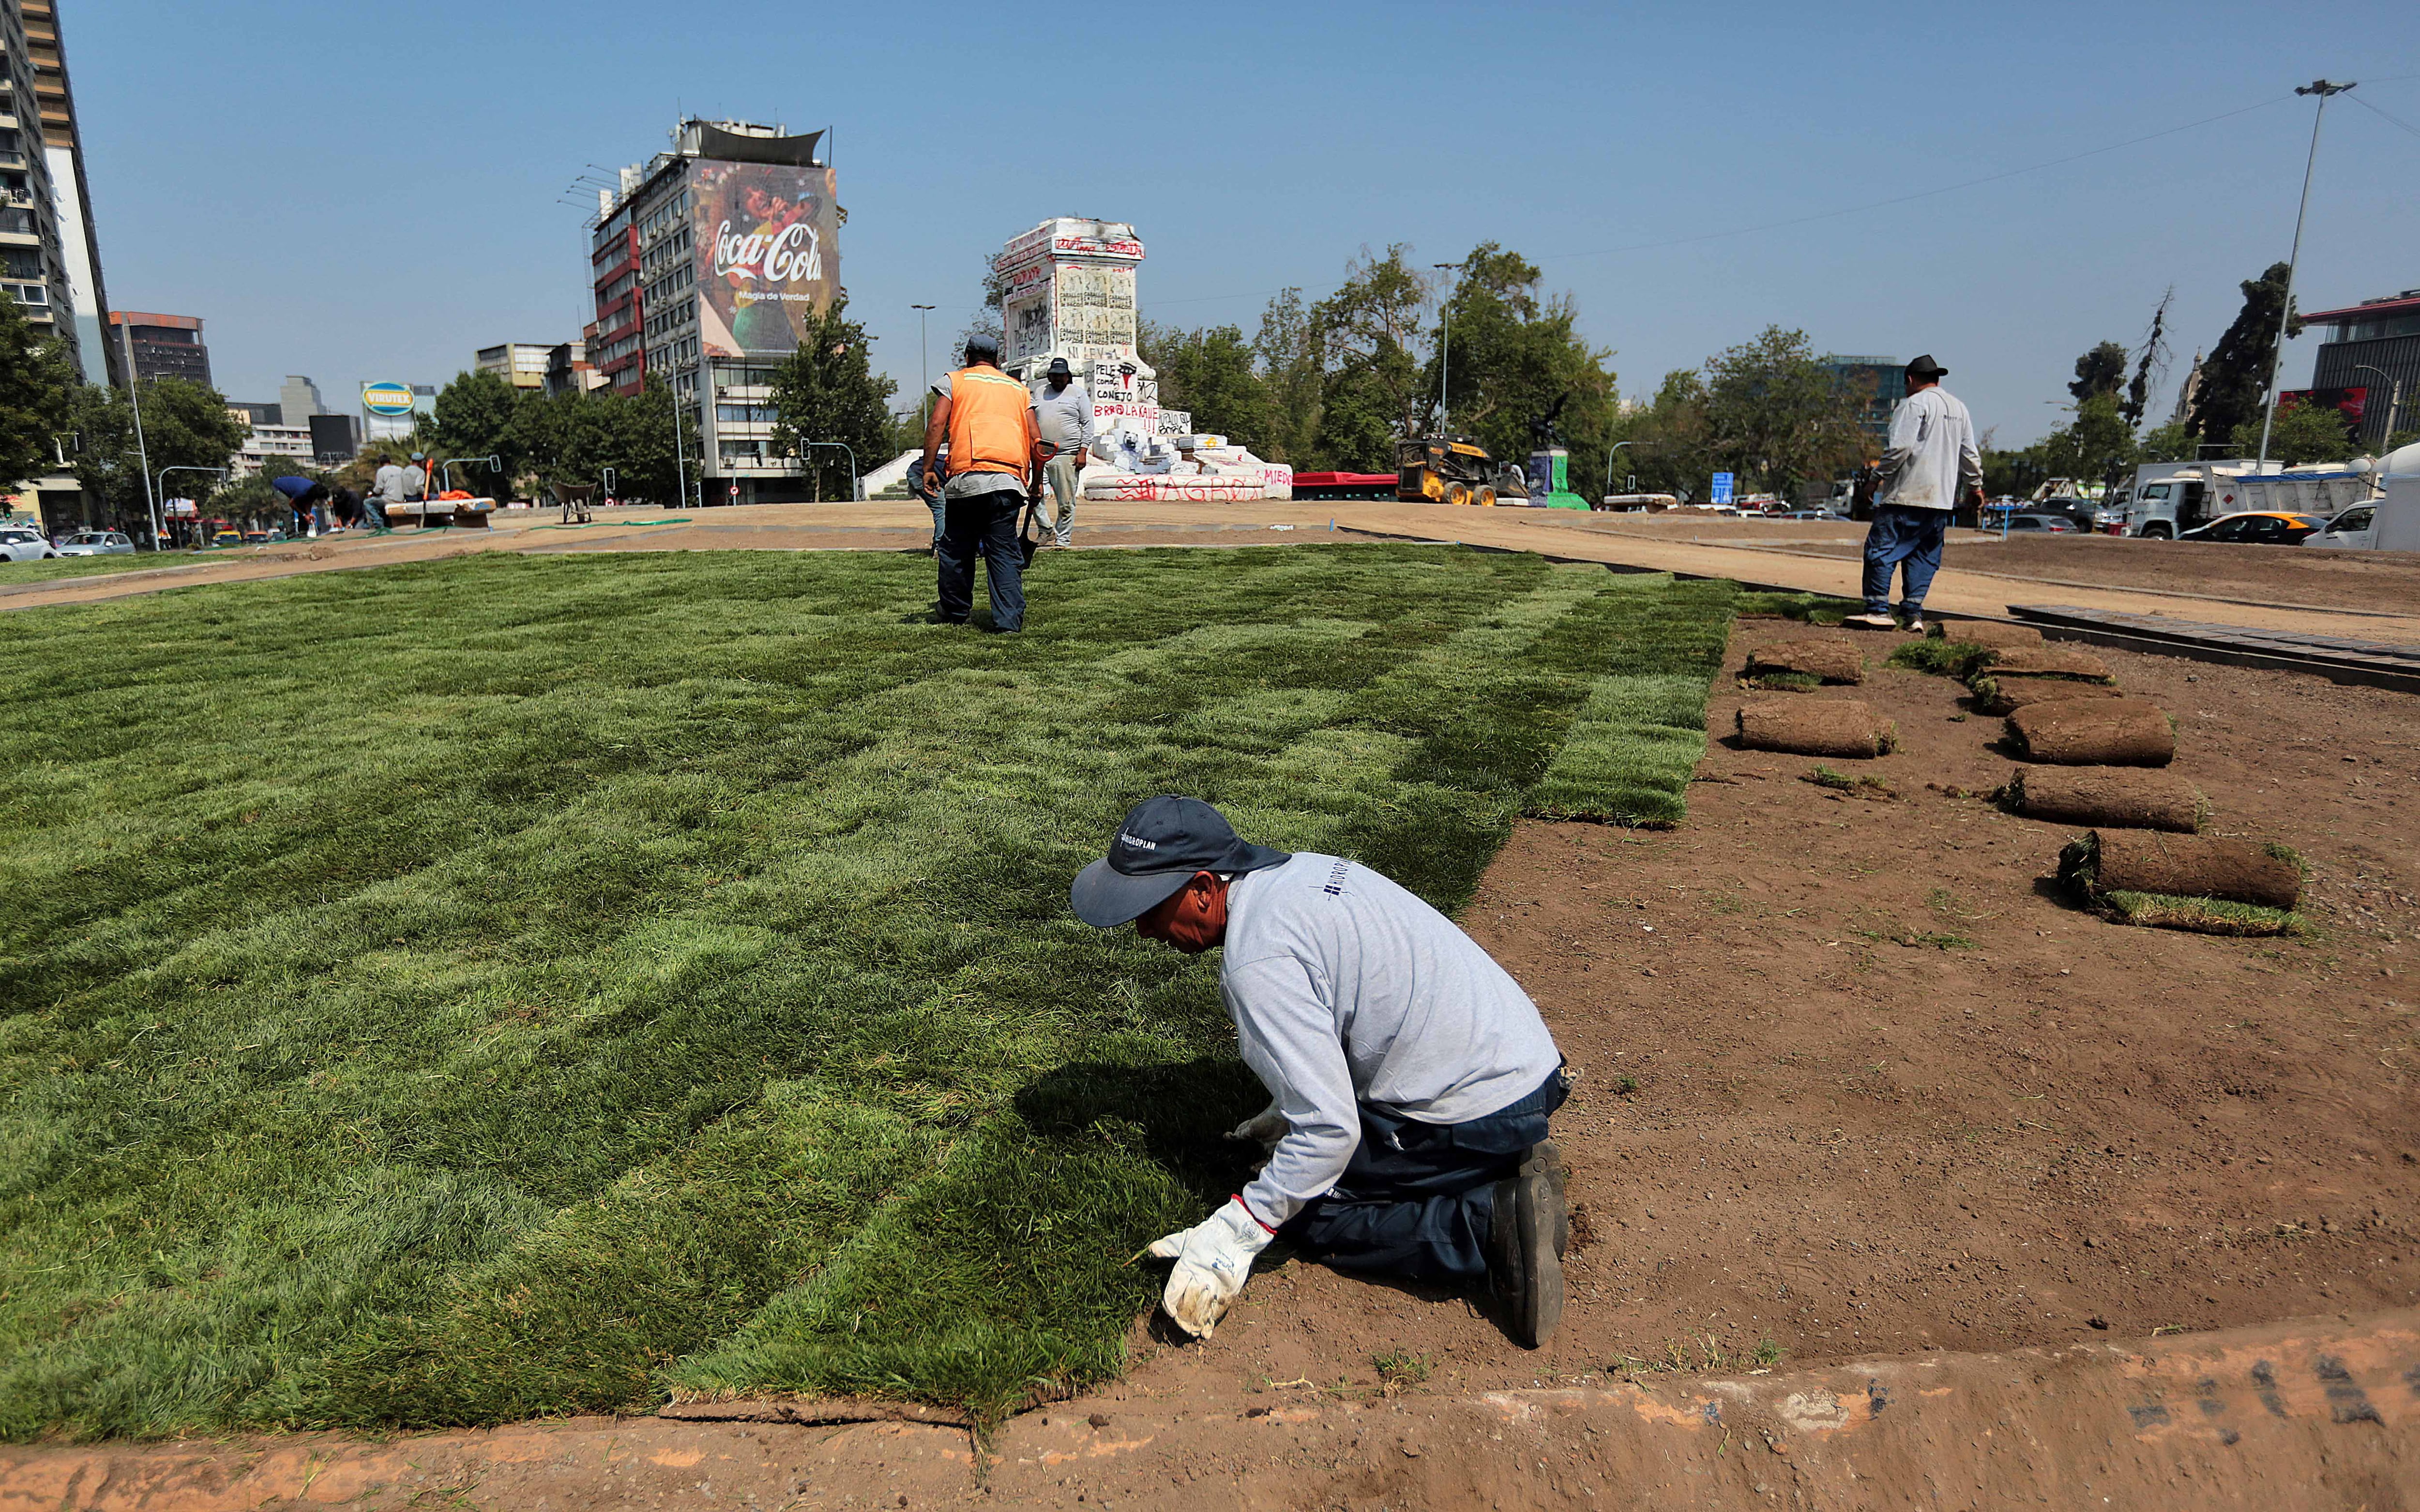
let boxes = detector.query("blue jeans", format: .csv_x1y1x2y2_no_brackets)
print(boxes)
1282,1068,1567,1282
936,495,1026,630
1862,505,1949,615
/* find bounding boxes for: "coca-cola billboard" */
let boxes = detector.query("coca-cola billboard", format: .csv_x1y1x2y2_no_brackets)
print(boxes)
689,160,840,358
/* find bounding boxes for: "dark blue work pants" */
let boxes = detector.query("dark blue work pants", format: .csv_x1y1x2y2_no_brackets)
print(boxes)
936,494,1026,631
1861,505,1950,615
1282,1069,1567,1282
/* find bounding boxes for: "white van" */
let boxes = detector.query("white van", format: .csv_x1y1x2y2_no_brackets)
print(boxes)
2304,473,2420,552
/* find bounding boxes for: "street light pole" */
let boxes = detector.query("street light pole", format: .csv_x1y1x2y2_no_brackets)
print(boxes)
2351,363,2403,459
912,304,936,436
117,320,161,548
2257,79,2355,469
1604,441,1633,504
1431,263,1456,435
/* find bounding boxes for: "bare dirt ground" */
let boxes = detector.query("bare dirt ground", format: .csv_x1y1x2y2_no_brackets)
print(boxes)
10,545,2420,1508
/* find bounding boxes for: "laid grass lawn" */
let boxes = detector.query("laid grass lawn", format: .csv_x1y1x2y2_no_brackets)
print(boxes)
0,544,1738,1437
0,554,221,586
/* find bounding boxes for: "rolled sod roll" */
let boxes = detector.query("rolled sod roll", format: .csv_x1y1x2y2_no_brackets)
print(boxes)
1744,639,1864,685
2000,765,2206,832
1971,678,2129,715
1931,620,2043,648
1736,698,1896,758
2061,829,2302,910
1973,644,2116,683
2006,698,2174,766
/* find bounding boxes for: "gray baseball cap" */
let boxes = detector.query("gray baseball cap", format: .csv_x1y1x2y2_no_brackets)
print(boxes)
1071,796,1291,928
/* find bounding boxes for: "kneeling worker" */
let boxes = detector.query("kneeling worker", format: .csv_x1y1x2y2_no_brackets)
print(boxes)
1071,796,1570,1346
921,333,1040,631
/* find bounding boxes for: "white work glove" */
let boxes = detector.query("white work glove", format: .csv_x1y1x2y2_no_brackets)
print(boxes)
1147,1197,1274,1340
1226,1101,1289,1157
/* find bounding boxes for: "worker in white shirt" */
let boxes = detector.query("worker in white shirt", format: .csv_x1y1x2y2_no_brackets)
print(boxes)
1071,796,1571,1348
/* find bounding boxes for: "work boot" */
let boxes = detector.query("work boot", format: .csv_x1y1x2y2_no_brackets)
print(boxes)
1484,1142,1567,1349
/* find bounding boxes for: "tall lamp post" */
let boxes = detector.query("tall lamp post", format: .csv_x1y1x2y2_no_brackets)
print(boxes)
118,319,160,548
2351,363,2403,460
1603,441,1633,505
156,465,225,547
1431,263,1457,435
2257,79,2355,468
911,304,936,434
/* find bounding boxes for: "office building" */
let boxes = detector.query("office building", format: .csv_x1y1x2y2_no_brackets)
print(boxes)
0,0,84,377
588,118,839,503
234,422,313,478
109,309,210,385
1821,356,1902,452
279,374,323,424
227,399,280,427
19,0,107,385
475,342,552,390
2299,289,2420,451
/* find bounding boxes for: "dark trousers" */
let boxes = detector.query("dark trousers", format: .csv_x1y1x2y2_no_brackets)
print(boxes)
936,494,1026,631
1282,1069,1567,1282
1861,504,1950,614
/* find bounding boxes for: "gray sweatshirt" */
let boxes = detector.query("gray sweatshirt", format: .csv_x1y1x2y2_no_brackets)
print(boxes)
1876,385,1982,512
1220,853,1563,1227
1031,380,1093,452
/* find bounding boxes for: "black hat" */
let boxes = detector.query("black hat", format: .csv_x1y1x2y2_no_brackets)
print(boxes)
1070,796,1292,928
1046,356,1073,377
964,331,1001,362
1906,354,1948,379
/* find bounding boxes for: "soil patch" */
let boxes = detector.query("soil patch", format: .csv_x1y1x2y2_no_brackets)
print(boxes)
1102,618,2420,1409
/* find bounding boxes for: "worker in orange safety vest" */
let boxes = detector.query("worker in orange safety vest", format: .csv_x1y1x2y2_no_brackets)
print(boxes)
920,333,1043,631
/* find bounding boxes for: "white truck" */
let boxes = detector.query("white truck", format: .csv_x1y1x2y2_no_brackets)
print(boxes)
2301,444,2420,552
2112,459,2375,539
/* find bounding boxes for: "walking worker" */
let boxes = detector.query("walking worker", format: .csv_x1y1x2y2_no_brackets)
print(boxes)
1845,354,1983,633
1071,796,1571,1347
1030,356,1091,549
920,333,1042,631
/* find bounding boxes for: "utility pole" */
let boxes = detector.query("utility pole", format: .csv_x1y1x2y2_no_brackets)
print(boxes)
1431,263,1456,435
912,304,936,434
2257,79,2354,468
117,319,161,548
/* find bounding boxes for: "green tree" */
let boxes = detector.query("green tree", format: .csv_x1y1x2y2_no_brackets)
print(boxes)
1699,327,1870,496
1310,246,1431,470
1141,322,1268,452
2133,419,2196,465
2227,399,2356,466
768,295,897,500
424,369,531,499
0,291,77,492
1979,440,2048,502
1613,369,1712,499
65,377,245,534
1252,288,1323,467
1424,243,1620,497
2186,262,2295,448
2068,341,2129,404
2036,393,2138,489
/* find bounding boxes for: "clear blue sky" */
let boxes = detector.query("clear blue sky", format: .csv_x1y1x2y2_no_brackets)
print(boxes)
69,0,2420,448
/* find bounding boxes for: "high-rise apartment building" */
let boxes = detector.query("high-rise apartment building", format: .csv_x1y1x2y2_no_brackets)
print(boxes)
15,0,109,385
588,118,839,503
109,310,210,385
0,0,87,378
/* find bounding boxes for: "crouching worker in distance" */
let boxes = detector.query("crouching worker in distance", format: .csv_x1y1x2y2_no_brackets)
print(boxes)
1070,796,1570,1347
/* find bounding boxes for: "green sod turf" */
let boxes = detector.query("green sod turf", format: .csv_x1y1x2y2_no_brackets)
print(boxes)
0,544,1737,1436
0,553,235,585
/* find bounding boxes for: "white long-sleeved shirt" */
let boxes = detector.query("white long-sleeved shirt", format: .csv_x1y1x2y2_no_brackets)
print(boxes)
1876,385,1982,512
1218,854,1563,1228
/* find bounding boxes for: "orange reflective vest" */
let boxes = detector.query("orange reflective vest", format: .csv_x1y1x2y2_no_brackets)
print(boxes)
944,364,1038,479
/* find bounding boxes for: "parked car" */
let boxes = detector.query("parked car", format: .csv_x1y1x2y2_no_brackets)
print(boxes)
210,529,243,548
0,525,59,561
2177,510,2325,545
2001,513,2074,533
55,530,135,556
